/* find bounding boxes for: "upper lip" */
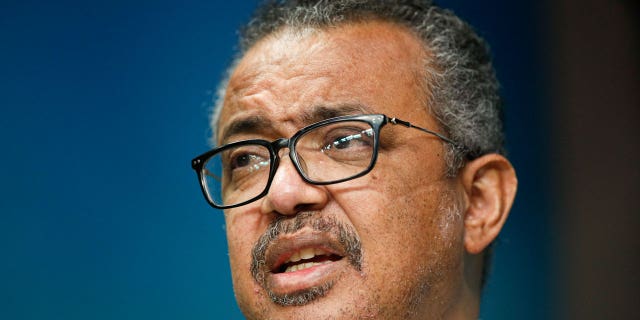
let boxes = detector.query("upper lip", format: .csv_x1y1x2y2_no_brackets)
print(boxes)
265,230,346,274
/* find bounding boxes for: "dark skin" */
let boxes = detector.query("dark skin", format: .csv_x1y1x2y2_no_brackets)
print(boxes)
217,21,517,319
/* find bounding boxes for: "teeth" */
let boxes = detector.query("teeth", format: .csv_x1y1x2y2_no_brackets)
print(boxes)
284,248,328,264
284,261,330,273
282,248,331,273
289,251,301,263
300,248,315,260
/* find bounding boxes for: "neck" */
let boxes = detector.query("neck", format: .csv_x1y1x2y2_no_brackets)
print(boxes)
443,251,483,319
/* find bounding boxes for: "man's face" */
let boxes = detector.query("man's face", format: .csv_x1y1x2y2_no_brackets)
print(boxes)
217,22,467,319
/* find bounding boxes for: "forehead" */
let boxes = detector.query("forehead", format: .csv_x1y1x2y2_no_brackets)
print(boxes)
218,21,431,141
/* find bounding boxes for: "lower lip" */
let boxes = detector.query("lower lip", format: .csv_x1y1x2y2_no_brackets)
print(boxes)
268,259,344,294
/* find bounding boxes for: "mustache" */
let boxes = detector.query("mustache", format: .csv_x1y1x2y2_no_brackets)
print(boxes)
251,212,363,285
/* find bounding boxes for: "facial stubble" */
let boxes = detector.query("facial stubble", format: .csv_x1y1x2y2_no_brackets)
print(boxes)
250,212,363,306
247,188,464,315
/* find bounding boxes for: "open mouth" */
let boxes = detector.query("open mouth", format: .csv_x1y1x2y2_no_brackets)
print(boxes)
263,241,347,303
273,247,343,273
250,215,363,305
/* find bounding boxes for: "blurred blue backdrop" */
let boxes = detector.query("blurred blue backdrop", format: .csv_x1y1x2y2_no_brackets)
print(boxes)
1,1,550,319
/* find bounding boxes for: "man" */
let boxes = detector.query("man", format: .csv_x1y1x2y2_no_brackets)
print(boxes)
191,0,517,318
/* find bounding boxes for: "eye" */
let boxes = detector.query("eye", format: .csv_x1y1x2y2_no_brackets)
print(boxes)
322,128,374,152
230,153,259,169
228,152,269,171
221,145,270,179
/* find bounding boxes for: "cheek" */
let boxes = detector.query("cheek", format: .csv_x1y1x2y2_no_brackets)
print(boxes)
224,208,272,280
353,158,445,232
333,171,445,262
224,210,274,310
333,157,465,284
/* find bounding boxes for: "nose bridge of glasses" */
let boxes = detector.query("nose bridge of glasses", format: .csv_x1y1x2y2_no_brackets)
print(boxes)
270,138,291,156
270,137,301,171
267,137,313,184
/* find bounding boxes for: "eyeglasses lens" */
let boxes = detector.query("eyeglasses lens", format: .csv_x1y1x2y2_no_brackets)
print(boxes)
202,144,271,207
295,120,375,183
203,120,376,208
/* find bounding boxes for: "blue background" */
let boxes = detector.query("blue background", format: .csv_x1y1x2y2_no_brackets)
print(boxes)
1,1,550,319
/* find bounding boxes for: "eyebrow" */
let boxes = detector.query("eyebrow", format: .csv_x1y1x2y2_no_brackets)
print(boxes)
219,113,275,144
219,103,373,144
299,104,371,124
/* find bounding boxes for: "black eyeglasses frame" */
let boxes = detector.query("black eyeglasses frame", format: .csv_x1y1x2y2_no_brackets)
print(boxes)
191,113,462,209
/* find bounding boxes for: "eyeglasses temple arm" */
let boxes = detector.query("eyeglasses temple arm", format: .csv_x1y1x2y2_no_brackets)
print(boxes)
388,117,466,151
203,168,223,183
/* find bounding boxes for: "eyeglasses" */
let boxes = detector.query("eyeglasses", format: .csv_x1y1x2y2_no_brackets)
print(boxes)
191,114,462,209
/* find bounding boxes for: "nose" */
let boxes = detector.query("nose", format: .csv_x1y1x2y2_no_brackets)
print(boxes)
260,151,329,216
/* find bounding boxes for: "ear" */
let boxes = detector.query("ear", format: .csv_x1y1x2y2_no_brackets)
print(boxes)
459,154,517,254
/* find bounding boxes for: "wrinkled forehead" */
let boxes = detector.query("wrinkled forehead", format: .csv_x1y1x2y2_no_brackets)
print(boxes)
215,21,430,143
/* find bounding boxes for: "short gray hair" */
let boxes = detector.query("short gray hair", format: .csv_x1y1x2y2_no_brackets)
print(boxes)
210,0,505,177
